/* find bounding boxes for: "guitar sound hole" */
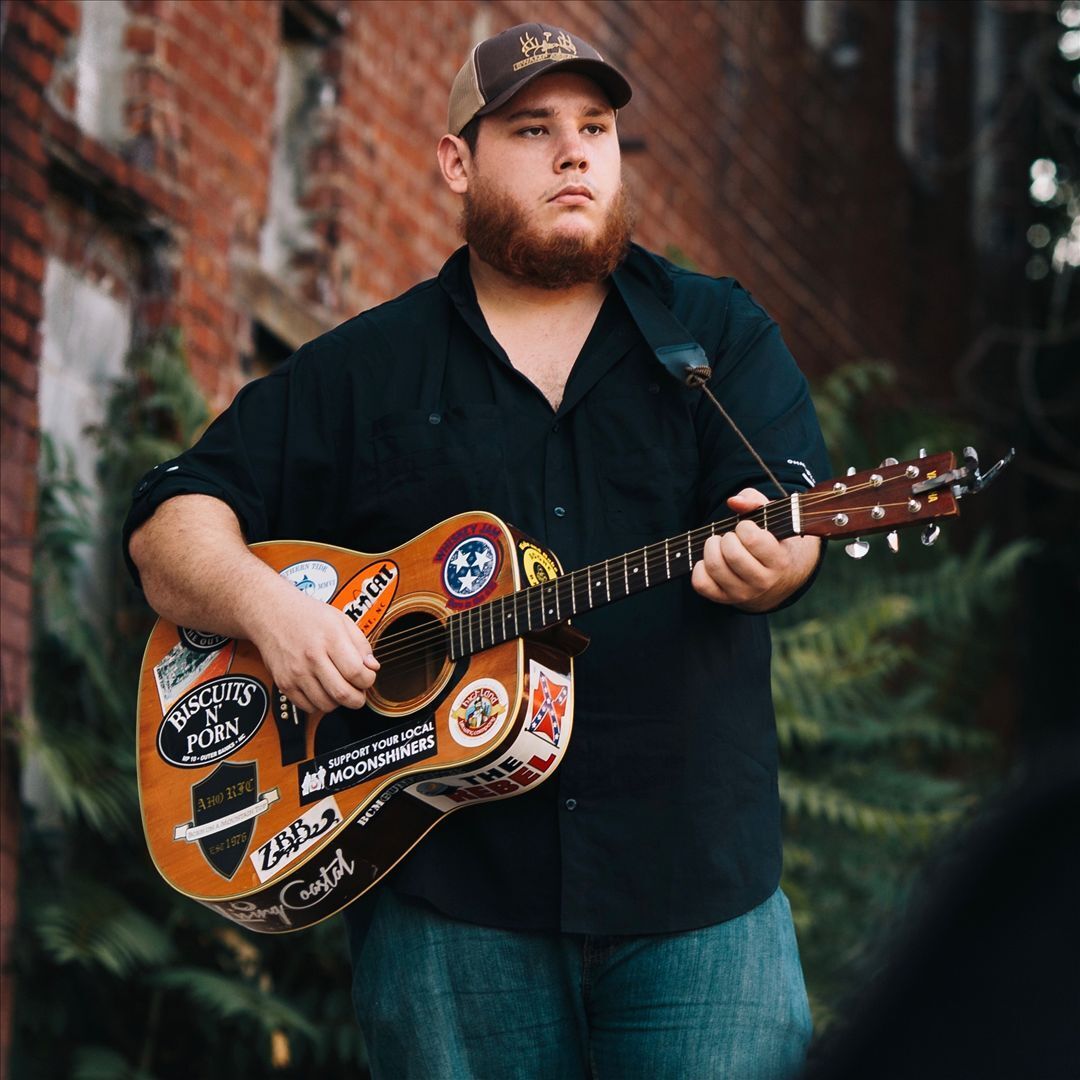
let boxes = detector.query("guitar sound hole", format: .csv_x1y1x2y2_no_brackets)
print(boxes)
371,610,448,708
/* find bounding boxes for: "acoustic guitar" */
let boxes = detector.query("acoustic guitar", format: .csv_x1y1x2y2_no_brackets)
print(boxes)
136,449,1009,933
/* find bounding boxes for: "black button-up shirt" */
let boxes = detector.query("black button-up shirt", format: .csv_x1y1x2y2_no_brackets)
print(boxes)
124,245,830,934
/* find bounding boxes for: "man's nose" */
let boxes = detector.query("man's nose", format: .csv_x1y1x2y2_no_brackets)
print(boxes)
556,131,588,172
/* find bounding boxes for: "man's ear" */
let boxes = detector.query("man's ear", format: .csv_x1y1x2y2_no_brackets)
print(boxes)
437,134,471,194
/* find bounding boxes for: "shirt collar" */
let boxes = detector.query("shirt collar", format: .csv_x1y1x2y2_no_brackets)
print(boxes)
437,242,675,313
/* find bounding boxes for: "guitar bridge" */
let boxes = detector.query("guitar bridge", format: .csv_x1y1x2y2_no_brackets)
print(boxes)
271,686,308,765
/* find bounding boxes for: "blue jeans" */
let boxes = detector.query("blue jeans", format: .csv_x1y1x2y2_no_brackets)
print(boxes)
348,887,812,1079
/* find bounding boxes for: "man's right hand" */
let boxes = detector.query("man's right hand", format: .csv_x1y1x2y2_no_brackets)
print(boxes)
129,494,380,715
247,585,380,715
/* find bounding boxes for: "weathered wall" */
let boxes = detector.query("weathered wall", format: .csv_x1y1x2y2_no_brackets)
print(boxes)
1,1,988,1072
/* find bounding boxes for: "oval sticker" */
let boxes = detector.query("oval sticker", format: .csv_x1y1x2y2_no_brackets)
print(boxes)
280,559,339,603
337,560,399,635
158,676,268,769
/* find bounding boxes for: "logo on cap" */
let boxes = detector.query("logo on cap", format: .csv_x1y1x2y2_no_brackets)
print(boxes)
514,30,579,71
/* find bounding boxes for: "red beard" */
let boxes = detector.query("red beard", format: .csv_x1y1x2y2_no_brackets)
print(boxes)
462,179,635,289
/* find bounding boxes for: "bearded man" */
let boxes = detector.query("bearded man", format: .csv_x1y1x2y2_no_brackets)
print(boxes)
126,22,829,1079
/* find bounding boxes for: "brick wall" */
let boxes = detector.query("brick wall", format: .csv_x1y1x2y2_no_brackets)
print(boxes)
0,2,989,1071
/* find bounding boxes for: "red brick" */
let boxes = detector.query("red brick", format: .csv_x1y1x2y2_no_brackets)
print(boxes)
23,9,63,54
45,1,81,34
1,236,45,283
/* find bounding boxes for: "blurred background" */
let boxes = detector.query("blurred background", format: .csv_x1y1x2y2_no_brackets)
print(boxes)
1,1,1076,1077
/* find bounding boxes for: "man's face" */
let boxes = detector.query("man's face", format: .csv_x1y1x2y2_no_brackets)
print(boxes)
457,72,632,287
470,71,623,244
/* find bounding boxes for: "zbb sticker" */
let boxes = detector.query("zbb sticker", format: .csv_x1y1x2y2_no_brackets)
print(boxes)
448,679,510,748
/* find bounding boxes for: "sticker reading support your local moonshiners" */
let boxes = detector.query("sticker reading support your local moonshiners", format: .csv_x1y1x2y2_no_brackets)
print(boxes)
296,716,437,804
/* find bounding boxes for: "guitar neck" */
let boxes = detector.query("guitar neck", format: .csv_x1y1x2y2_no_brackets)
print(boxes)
446,494,802,659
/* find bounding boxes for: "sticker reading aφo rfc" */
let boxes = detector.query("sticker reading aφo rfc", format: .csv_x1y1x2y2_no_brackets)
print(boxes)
448,678,510,747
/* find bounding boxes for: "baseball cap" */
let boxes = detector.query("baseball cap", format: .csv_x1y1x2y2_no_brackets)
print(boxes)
447,23,633,136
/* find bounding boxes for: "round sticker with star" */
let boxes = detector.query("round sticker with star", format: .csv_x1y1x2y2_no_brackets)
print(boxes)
442,535,499,600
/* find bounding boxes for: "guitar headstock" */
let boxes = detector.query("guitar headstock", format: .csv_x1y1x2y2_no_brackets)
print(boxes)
796,448,1013,545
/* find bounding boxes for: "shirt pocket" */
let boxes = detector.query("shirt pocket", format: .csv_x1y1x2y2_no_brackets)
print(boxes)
370,404,509,538
599,444,701,541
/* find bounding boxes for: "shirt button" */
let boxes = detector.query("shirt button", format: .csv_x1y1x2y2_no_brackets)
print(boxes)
564,798,577,811
428,412,441,425
552,421,560,433
648,382,660,394
553,506,566,518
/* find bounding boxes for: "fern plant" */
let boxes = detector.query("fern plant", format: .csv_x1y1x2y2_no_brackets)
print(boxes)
14,334,366,1079
775,361,1031,1024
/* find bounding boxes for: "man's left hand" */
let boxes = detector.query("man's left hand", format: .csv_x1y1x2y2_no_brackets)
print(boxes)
691,488,822,612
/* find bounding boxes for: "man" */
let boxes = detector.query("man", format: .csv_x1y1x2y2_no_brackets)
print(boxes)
126,22,829,1079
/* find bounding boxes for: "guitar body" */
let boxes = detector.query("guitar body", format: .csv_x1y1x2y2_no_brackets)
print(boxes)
137,512,580,933
136,448,1003,934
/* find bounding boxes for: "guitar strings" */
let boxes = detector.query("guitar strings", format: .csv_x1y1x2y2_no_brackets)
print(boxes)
367,476,927,667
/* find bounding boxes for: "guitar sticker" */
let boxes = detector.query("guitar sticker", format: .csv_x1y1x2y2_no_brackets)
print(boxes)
448,679,509,747
336,560,399,634
525,661,570,748
172,760,278,879
153,638,236,712
157,675,268,768
249,795,342,883
179,627,231,652
296,716,437,805
435,523,502,609
280,559,339,602
518,541,558,586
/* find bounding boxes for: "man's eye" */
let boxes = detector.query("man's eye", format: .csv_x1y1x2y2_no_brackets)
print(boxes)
584,124,606,135
518,126,546,137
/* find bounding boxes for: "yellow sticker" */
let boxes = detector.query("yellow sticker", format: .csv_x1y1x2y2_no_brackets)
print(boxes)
518,542,559,586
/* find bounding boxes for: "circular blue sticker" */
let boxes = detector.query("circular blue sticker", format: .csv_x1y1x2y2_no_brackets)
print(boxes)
442,537,498,599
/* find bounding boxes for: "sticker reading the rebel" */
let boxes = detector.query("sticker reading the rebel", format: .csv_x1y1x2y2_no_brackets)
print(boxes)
434,524,502,610
297,717,437,804
337,560,399,634
172,761,278,878
526,660,570,748
157,676,268,768
448,678,509,748
279,559,338,602
250,795,342,883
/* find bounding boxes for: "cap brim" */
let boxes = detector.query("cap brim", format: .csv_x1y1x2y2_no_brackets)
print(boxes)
475,58,632,120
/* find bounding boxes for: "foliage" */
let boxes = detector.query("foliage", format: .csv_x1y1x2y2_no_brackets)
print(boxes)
775,359,1032,1025
13,337,1026,1070
13,333,366,1079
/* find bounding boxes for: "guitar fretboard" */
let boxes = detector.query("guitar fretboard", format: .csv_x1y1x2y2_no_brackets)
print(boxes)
446,495,802,660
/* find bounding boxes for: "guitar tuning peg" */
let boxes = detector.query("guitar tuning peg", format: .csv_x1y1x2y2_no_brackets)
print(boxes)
844,538,870,559
921,523,941,547
880,457,899,467
886,530,900,554
918,448,928,458
846,466,857,476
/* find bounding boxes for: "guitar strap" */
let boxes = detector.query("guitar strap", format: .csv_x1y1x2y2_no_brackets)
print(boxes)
612,264,787,499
